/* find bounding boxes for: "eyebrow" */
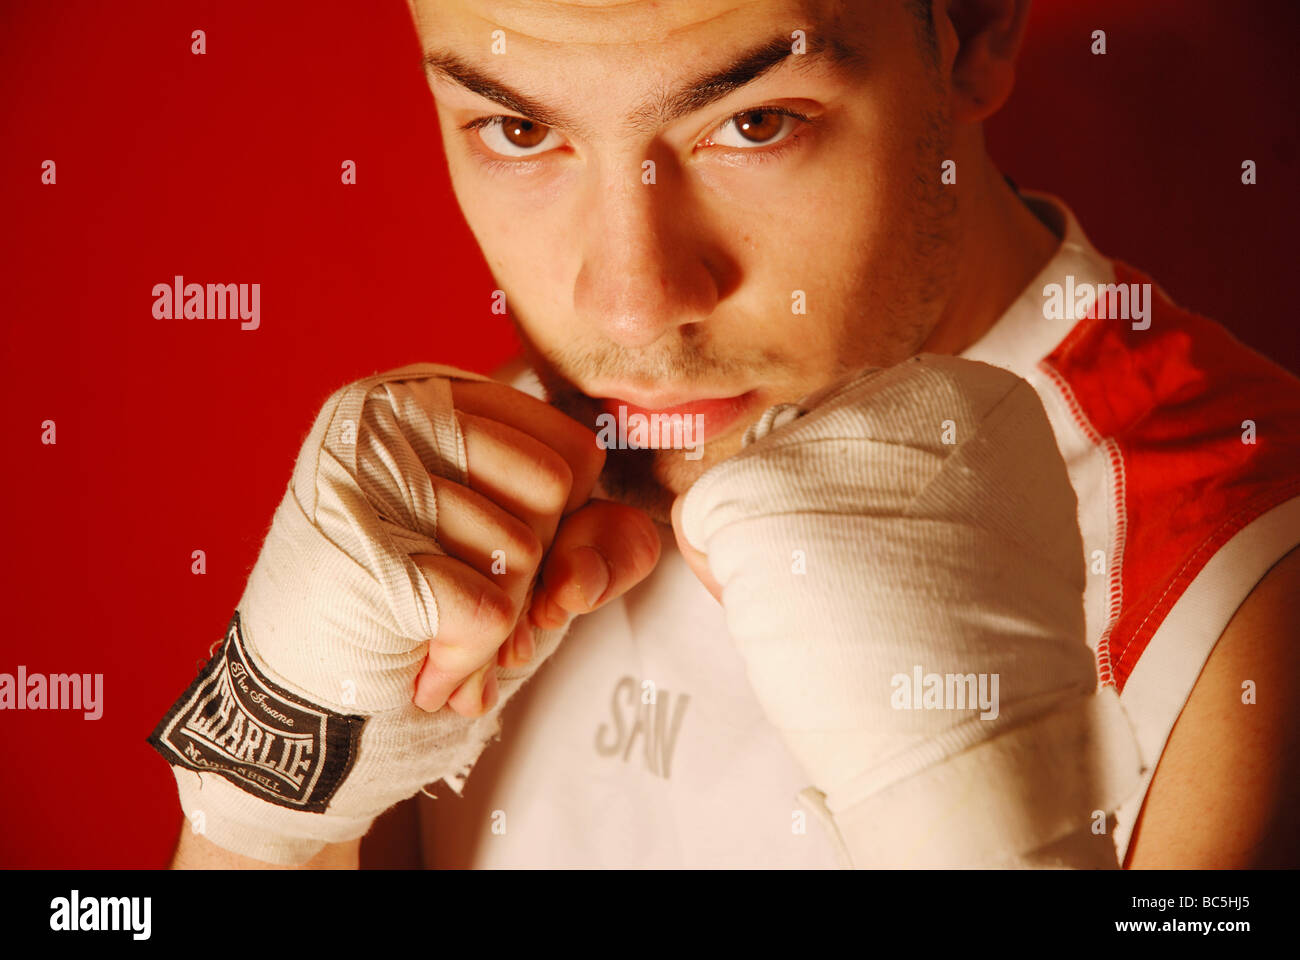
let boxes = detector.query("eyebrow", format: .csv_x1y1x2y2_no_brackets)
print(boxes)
422,32,858,134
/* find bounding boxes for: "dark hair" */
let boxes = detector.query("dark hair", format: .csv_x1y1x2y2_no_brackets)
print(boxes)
905,0,934,26
905,0,939,68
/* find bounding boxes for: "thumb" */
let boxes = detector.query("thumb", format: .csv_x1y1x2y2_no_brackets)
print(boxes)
671,494,723,603
530,499,662,628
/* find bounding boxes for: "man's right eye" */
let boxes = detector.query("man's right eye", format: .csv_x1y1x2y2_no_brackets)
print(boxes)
471,116,566,158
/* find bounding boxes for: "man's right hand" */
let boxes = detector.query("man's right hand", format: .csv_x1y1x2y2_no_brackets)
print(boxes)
419,378,661,716
150,363,660,866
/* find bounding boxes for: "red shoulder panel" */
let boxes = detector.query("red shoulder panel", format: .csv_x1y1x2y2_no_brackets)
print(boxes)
1043,261,1300,690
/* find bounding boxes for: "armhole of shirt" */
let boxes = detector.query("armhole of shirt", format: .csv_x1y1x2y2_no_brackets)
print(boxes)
1112,493,1300,860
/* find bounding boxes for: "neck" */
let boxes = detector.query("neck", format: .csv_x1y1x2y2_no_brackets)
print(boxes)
920,147,1062,357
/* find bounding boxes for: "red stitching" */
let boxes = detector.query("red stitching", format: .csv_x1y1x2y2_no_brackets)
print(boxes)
1037,359,1128,690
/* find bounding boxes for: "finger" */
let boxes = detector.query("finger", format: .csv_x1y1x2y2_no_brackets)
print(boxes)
452,380,605,513
445,659,499,717
426,473,542,615
498,582,537,669
670,494,723,603
458,411,576,554
497,617,535,669
411,554,515,712
531,499,662,628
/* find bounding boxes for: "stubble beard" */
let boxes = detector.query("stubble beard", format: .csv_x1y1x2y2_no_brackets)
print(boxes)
598,422,746,524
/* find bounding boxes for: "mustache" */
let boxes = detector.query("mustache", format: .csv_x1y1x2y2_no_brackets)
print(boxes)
538,338,789,396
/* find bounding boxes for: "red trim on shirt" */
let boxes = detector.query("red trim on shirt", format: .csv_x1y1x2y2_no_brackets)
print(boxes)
1042,261,1300,691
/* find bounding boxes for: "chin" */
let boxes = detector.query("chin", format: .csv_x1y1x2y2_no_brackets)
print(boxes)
597,448,677,523
597,429,747,525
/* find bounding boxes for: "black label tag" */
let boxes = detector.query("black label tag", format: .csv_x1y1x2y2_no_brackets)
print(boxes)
148,612,365,813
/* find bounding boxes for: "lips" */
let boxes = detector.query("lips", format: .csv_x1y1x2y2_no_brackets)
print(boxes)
594,390,760,446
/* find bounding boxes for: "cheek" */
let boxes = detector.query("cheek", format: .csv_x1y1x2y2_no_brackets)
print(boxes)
733,176,886,332
732,162,938,378
708,128,914,293
438,122,571,267
447,175,578,331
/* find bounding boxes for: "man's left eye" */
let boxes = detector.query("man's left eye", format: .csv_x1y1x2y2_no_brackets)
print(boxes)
706,109,802,149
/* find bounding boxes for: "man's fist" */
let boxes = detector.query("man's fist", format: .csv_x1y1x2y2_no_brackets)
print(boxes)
149,363,659,865
673,354,1142,867
414,379,661,715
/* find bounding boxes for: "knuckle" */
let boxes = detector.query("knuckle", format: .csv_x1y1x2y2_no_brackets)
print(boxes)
451,693,487,718
575,428,607,475
529,446,574,511
554,417,605,480
612,507,661,571
471,580,515,637
448,665,493,716
630,523,662,572
413,658,456,708
511,527,545,572
419,642,463,685
450,700,483,719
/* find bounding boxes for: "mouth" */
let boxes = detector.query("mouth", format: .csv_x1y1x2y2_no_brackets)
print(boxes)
589,389,761,447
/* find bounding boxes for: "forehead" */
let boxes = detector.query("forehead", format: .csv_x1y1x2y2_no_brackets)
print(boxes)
412,0,871,134
414,0,843,47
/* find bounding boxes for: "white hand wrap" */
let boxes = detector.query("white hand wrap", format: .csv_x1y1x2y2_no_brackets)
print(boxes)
149,364,570,865
680,354,1143,868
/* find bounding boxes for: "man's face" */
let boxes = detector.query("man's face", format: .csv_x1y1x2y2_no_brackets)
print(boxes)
410,0,957,520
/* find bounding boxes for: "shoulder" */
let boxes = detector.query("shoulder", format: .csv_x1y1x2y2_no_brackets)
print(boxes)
1042,263,1300,689
1029,262,1300,864
1124,542,1300,867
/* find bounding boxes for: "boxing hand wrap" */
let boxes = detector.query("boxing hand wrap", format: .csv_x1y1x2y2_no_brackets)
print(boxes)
680,354,1143,868
148,364,571,865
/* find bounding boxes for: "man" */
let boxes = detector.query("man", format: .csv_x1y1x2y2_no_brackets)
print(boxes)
156,0,1300,868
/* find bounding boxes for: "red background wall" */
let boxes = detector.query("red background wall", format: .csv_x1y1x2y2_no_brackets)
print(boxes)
1,1,1296,867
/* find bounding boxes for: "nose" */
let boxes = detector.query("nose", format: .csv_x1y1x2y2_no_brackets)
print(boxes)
572,150,720,349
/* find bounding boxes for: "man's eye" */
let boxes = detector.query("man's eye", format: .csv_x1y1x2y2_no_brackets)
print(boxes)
707,109,802,149
475,117,565,157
